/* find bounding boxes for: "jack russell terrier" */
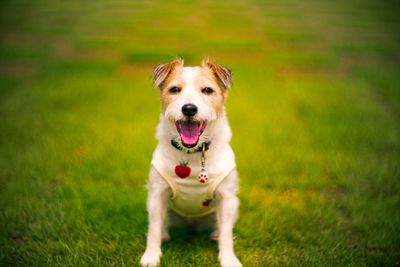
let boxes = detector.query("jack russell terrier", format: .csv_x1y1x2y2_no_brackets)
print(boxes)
140,58,242,267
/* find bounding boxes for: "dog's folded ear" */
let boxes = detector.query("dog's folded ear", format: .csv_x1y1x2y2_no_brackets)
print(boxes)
153,58,184,88
202,58,232,90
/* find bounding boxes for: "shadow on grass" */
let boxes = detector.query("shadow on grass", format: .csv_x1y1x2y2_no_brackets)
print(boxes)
160,227,220,266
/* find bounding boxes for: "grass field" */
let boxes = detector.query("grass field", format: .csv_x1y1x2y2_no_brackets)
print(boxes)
1,0,400,266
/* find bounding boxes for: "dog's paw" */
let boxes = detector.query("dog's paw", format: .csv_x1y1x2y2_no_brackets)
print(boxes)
219,252,242,267
140,249,162,267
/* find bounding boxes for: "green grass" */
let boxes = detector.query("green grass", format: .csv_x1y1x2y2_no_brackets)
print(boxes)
1,0,399,266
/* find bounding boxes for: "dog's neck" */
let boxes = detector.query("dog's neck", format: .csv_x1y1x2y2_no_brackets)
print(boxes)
170,139,211,153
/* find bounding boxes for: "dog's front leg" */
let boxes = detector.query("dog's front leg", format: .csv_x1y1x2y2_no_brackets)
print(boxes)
215,171,242,267
141,168,169,267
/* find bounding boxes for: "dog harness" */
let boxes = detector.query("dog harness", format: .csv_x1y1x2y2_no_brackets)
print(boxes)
151,146,236,217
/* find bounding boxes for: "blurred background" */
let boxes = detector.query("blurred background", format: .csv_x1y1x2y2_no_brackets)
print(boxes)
0,0,399,266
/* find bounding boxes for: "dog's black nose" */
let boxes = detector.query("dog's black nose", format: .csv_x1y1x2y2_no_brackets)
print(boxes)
182,104,198,117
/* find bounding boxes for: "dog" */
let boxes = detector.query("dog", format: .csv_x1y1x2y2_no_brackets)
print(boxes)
140,58,242,267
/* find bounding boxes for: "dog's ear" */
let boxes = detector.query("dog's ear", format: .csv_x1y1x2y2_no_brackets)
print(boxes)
153,58,184,88
202,58,232,89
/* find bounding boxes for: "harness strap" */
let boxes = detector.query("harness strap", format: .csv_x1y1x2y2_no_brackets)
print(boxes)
206,165,236,199
151,162,178,199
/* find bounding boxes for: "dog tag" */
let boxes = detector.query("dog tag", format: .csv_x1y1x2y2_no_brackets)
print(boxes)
198,170,209,183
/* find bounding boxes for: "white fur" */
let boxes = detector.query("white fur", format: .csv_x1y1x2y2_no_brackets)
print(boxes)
141,66,242,267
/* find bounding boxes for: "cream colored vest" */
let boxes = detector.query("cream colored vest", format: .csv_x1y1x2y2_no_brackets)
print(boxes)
151,145,236,217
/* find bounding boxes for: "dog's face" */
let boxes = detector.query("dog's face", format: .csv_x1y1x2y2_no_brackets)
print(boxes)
153,58,232,149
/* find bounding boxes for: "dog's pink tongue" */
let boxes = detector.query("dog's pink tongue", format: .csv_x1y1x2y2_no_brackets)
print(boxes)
179,121,200,147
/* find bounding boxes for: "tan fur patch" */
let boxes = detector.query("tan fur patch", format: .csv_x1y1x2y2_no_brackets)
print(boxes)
159,66,185,110
198,67,226,115
201,58,232,89
153,58,184,88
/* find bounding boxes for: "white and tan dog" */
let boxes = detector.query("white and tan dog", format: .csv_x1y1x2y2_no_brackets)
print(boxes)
140,58,242,267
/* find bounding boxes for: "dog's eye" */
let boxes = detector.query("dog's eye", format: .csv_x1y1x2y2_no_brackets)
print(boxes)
201,87,214,95
168,86,181,94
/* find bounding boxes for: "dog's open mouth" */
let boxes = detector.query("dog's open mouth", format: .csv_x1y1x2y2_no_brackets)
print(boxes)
175,120,207,148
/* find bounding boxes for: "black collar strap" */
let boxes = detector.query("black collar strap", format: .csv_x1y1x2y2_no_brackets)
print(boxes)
171,140,211,154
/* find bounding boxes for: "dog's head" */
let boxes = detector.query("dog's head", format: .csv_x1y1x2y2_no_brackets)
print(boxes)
153,58,232,150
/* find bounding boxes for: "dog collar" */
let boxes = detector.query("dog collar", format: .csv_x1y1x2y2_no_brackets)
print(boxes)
170,140,211,154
